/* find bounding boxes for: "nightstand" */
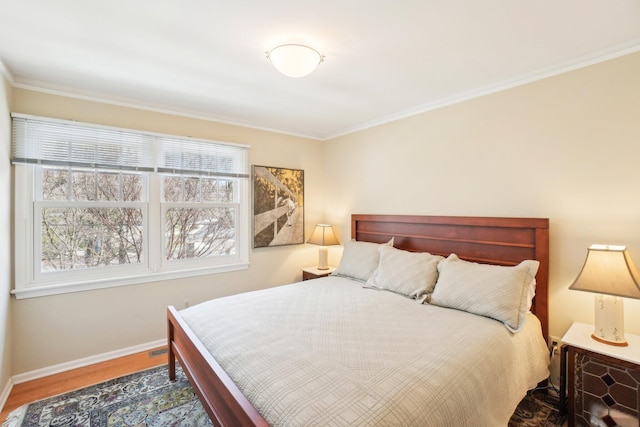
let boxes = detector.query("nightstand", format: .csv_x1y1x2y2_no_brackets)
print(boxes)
302,266,335,281
561,322,640,427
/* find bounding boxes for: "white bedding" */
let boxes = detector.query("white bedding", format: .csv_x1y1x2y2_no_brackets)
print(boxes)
180,276,550,426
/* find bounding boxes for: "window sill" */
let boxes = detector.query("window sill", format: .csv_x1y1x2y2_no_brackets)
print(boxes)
11,261,250,299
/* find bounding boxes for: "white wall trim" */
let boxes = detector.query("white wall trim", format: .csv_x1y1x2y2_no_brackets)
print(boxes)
6,40,640,142
0,59,15,86
10,339,166,385
10,78,322,141
325,39,640,140
0,377,14,416
12,262,250,300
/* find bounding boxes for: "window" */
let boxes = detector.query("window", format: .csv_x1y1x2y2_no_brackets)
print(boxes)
12,114,250,299
38,167,147,273
162,175,237,261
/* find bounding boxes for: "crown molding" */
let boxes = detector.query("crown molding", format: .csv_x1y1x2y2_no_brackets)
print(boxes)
325,40,640,140
5,40,640,142
0,59,15,86
10,78,325,141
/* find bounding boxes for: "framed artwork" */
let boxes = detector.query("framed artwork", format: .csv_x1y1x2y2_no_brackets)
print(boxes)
252,165,304,248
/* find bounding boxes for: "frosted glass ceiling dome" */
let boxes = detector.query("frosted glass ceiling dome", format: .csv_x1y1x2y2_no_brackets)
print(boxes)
266,44,324,78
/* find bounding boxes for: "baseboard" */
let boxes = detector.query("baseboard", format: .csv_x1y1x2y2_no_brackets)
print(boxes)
0,377,14,416
11,339,166,385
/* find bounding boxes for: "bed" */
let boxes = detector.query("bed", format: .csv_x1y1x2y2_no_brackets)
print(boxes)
167,214,550,426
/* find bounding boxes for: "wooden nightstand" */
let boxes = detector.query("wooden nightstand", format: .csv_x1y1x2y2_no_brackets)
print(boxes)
562,322,640,427
302,266,335,281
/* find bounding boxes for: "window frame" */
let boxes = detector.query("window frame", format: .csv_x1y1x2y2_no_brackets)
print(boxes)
12,114,250,299
32,166,151,285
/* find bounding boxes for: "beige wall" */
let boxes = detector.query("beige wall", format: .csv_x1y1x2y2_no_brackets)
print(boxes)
11,90,327,374
8,51,640,374
324,52,640,341
0,74,13,392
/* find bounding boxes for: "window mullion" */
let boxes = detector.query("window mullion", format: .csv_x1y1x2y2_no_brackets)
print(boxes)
148,173,161,273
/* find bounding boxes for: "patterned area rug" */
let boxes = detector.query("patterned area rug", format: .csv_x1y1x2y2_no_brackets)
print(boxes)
4,364,564,426
509,390,566,427
3,365,212,427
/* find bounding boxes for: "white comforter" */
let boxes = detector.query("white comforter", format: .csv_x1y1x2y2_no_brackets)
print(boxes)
180,276,550,426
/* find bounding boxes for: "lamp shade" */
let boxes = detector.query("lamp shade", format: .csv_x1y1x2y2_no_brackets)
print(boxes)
307,224,339,247
569,244,640,346
266,44,323,78
570,244,640,299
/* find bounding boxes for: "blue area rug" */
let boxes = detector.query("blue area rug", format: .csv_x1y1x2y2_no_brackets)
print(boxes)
4,365,211,427
4,364,563,426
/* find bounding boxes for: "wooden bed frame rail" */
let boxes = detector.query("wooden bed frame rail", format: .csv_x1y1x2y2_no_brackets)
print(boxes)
167,214,550,426
167,306,268,426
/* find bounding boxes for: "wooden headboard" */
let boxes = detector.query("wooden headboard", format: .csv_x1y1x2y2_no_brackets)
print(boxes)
351,214,550,341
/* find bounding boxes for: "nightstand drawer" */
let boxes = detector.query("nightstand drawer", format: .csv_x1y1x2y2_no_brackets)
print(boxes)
568,345,640,426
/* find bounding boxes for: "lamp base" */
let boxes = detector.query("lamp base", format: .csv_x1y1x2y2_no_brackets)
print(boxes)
591,334,628,347
317,246,329,270
591,294,628,346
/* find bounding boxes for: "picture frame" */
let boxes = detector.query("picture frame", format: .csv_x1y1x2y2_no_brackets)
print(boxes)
252,165,304,248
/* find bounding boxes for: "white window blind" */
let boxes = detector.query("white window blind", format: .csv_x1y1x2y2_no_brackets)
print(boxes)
11,114,250,176
158,137,249,178
12,115,155,171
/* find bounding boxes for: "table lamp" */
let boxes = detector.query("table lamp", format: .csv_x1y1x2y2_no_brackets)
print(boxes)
570,244,640,346
307,224,340,270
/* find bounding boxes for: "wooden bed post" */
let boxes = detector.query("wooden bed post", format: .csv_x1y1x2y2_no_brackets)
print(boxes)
534,226,550,342
167,308,176,381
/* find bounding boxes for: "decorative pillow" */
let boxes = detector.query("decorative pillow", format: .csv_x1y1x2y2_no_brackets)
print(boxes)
430,254,539,333
527,278,537,312
332,238,394,282
366,245,444,302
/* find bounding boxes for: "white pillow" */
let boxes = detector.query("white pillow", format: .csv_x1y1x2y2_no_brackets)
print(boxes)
332,238,394,282
366,245,444,302
430,254,539,333
527,278,537,312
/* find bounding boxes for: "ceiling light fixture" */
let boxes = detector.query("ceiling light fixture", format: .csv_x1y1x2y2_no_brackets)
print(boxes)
266,44,324,78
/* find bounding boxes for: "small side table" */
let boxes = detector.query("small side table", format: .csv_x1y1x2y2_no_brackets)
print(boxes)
302,266,335,281
561,322,640,427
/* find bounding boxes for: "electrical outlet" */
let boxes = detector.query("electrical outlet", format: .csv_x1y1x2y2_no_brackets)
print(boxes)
548,335,562,394
548,335,561,354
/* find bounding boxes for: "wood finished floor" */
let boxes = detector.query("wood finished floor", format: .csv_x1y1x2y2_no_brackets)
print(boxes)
0,346,168,424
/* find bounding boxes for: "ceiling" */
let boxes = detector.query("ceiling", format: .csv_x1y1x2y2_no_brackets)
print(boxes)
1,1,639,140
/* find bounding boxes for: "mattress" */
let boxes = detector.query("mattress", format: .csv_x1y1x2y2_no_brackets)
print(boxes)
180,275,550,426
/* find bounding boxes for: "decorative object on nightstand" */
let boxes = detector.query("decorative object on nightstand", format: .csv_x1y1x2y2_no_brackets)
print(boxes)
569,244,640,346
306,224,340,270
561,322,640,427
302,266,336,281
